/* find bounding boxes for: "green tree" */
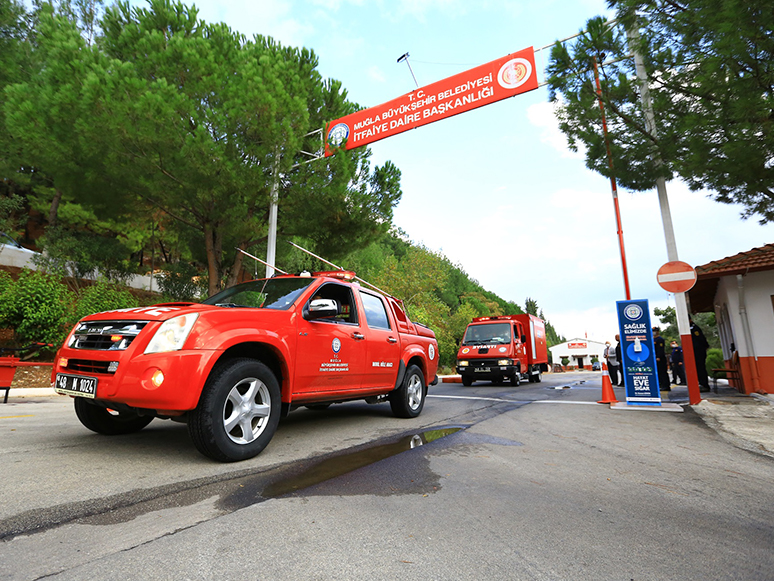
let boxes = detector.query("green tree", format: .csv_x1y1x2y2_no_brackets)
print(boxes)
547,1,774,223
653,306,719,349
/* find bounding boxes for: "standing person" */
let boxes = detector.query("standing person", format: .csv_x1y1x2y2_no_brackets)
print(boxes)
614,334,624,386
670,340,686,385
605,338,619,386
652,327,670,391
690,317,711,392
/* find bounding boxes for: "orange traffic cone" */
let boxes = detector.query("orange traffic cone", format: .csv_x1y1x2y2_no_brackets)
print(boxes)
597,362,619,404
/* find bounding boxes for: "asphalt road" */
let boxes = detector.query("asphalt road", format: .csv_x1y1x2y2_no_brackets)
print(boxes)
2,372,773,580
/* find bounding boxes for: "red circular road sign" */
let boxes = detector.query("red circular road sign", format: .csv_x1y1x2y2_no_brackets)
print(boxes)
657,261,697,293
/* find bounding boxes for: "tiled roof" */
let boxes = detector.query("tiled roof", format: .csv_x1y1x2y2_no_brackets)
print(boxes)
689,243,774,313
695,243,774,278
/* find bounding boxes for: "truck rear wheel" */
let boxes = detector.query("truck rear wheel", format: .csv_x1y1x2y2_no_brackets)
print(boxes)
74,398,154,435
529,367,542,383
188,358,280,462
389,364,426,418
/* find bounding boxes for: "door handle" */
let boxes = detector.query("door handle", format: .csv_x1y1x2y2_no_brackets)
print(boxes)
352,332,365,340
387,337,398,344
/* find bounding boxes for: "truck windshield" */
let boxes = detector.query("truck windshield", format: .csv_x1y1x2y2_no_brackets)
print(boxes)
202,278,314,310
462,323,511,345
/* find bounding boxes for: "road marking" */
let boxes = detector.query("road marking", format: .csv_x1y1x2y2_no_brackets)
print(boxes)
428,395,602,405
0,414,34,419
532,400,601,405
429,395,511,402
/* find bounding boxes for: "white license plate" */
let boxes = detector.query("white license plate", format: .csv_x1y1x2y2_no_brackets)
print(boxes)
474,367,491,373
55,373,98,398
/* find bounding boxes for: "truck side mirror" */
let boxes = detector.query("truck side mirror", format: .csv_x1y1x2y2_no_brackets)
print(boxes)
305,298,339,320
521,334,527,343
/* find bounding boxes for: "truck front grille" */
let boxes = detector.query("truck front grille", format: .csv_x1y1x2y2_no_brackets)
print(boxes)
468,359,498,369
66,359,117,374
69,321,148,351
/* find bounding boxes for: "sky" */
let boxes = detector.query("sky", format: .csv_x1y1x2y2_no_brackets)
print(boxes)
128,0,770,343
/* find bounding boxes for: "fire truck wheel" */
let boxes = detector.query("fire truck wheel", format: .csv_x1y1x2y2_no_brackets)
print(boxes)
511,371,520,386
462,376,473,387
529,369,542,383
74,398,154,435
189,358,281,462
389,364,426,418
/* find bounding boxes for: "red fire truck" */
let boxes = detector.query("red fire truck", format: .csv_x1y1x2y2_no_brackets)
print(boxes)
456,314,548,387
52,270,439,462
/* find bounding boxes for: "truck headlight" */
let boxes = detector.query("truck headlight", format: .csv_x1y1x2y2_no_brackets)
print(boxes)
457,360,469,367
498,359,511,366
144,313,199,354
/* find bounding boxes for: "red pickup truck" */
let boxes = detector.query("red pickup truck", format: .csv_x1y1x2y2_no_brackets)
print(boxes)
52,270,439,461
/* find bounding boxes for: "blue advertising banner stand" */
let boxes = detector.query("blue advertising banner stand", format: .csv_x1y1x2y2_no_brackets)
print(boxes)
616,299,661,406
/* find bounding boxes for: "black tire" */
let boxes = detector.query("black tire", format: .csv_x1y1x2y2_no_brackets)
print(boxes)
74,398,153,435
188,358,281,462
462,376,473,387
389,364,426,418
529,368,542,383
511,371,520,386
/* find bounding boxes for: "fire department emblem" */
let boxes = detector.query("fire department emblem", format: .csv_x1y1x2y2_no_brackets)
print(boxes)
332,338,342,353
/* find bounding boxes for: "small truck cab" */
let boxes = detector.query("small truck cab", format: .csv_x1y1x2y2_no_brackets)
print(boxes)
456,314,548,386
52,270,439,462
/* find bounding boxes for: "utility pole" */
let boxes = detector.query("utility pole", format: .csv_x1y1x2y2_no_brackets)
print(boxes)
626,26,701,404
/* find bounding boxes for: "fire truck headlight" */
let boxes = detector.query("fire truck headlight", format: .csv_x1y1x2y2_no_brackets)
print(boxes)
145,313,199,354
457,360,469,367
498,359,511,366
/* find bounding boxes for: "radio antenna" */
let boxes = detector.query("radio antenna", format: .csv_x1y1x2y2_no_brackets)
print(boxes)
287,241,396,299
235,248,288,275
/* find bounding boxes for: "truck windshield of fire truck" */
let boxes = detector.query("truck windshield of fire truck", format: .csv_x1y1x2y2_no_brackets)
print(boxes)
203,278,314,310
462,323,512,345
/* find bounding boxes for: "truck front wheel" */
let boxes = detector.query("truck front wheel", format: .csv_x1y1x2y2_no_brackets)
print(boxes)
188,358,281,462
462,376,473,387
74,398,153,435
390,364,426,418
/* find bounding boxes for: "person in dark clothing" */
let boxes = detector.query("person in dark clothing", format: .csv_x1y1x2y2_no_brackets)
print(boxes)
690,318,710,392
670,340,686,385
604,339,620,386
615,334,623,386
652,327,670,391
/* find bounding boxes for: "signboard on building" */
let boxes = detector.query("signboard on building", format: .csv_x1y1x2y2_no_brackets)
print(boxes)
325,46,538,153
616,299,661,404
568,342,587,349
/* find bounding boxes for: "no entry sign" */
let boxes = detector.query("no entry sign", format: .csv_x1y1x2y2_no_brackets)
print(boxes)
656,261,697,294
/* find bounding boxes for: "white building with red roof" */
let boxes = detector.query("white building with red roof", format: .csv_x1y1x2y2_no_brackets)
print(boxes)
688,243,774,394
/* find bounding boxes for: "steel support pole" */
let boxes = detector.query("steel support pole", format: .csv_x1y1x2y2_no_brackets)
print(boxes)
593,57,632,300
627,27,701,404
265,152,280,278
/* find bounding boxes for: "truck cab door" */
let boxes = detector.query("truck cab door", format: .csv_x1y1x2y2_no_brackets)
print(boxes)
358,290,400,390
295,283,366,393
514,322,528,372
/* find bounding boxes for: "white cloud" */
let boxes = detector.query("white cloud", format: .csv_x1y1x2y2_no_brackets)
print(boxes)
367,66,387,83
526,100,584,159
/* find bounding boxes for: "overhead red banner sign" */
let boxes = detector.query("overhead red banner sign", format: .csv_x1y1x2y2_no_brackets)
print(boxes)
324,46,538,154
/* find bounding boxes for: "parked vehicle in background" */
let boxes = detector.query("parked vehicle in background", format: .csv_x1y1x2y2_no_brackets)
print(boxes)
52,270,439,462
456,314,548,387
0,232,37,268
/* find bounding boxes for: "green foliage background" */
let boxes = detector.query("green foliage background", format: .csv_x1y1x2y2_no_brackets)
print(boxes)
0,0,566,366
